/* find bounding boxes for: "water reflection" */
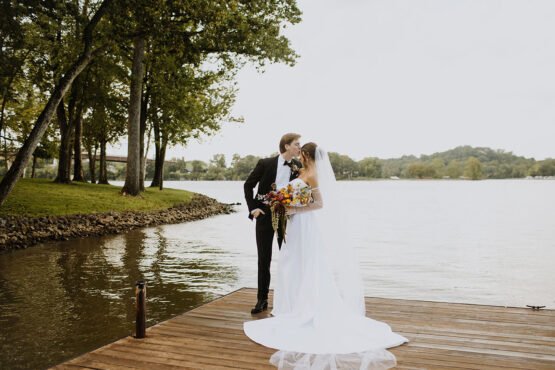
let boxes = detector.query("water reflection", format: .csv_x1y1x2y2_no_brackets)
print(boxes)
1,180,554,369
0,226,239,370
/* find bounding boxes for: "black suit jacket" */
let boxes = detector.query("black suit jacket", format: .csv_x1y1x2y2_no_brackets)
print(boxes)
244,155,302,220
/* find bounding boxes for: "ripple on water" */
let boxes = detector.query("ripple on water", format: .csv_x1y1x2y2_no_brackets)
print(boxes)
1,180,554,369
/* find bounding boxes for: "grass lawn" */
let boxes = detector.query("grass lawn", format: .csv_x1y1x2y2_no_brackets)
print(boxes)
0,178,194,217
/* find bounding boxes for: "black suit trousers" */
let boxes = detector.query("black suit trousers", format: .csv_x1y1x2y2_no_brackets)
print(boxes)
255,210,280,300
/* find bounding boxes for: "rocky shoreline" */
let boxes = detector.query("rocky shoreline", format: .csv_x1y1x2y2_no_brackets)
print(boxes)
0,194,236,253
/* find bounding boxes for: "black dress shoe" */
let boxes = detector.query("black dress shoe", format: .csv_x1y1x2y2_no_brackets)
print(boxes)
251,299,268,314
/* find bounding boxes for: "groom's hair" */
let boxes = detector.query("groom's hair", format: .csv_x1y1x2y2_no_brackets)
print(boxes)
279,133,301,153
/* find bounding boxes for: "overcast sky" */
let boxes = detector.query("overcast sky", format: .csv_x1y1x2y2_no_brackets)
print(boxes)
111,0,555,163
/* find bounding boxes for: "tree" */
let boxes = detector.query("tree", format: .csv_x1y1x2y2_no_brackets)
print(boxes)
530,159,555,177
210,154,227,169
540,159,555,176
0,0,114,206
358,157,382,178
187,160,208,181
407,163,436,179
230,154,261,180
2,76,54,178
464,157,483,180
0,1,34,161
204,154,228,180
31,136,57,178
328,152,358,179
429,158,445,178
2,1,103,184
139,0,301,191
82,51,127,184
407,163,425,179
51,2,98,184
147,57,240,190
121,35,145,196
445,160,463,179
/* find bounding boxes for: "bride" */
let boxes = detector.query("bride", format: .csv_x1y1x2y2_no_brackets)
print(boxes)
243,143,408,369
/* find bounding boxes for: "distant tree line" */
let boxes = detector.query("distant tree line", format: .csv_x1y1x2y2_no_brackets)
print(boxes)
26,145,548,181
381,146,554,180
331,146,553,180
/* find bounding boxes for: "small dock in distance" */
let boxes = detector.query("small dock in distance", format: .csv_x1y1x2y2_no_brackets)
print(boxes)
53,287,555,369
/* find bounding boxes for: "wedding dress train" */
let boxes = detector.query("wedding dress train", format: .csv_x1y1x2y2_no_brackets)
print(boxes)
244,176,408,370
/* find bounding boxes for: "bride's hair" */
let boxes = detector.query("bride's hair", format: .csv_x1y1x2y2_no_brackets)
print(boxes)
301,142,317,161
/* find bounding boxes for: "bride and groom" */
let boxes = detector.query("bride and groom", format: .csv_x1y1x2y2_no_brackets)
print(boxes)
243,133,408,369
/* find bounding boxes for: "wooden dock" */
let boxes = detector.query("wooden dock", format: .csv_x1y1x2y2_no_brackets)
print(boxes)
53,287,555,369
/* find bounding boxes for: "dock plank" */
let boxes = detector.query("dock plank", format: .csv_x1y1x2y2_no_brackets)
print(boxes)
52,287,555,369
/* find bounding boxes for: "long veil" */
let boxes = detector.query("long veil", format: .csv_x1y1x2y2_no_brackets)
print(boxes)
313,146,366,315
267,146,400,369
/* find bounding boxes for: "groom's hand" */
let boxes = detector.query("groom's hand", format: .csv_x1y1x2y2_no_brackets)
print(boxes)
251,209,265,218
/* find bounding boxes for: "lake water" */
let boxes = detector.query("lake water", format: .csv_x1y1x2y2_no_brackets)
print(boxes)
0,180,554,369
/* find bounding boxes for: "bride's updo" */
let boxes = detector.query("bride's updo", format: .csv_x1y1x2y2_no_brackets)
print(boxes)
301,142,317,161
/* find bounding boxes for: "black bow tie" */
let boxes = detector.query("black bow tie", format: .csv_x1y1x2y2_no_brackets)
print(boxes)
283,161,293,167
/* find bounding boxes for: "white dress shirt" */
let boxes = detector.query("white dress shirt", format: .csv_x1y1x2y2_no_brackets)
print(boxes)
251,155,292,216
275,154,292,190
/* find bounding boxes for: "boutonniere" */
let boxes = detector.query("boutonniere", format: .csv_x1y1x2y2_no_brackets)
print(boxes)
290,163,299,174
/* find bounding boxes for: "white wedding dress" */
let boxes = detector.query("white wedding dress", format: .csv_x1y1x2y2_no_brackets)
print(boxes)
244,148,408,370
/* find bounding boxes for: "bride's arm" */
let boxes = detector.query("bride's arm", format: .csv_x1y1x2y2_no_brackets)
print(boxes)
286,187,323,215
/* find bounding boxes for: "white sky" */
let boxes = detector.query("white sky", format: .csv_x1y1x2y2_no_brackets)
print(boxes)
111,0,555,164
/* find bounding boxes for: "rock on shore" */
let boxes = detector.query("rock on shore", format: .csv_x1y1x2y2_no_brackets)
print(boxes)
0,194,235,253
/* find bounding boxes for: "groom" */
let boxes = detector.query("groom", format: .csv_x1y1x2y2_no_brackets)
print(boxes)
244,133,302,314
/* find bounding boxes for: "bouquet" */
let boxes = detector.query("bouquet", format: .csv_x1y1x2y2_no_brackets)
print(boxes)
257,182,312,240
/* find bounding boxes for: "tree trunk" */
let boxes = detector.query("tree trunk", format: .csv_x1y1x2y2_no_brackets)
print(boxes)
3,127,8,171
150,121,161,187
158,132,167,190
0,0,113,206
139,96,147,191
73,114,86,182
31,155,37,178
121,35,145,196
143,123,152,181
139,46,150,192
87,143,97,183
158,144,166,190
150,144,161,187
151,153,162,187
67,130,74,177
0,87,9,149
54,100,73,183
98,137,108,184
72,58,89,183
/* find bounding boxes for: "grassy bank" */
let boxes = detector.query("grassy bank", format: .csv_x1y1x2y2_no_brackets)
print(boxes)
0,178,194,217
